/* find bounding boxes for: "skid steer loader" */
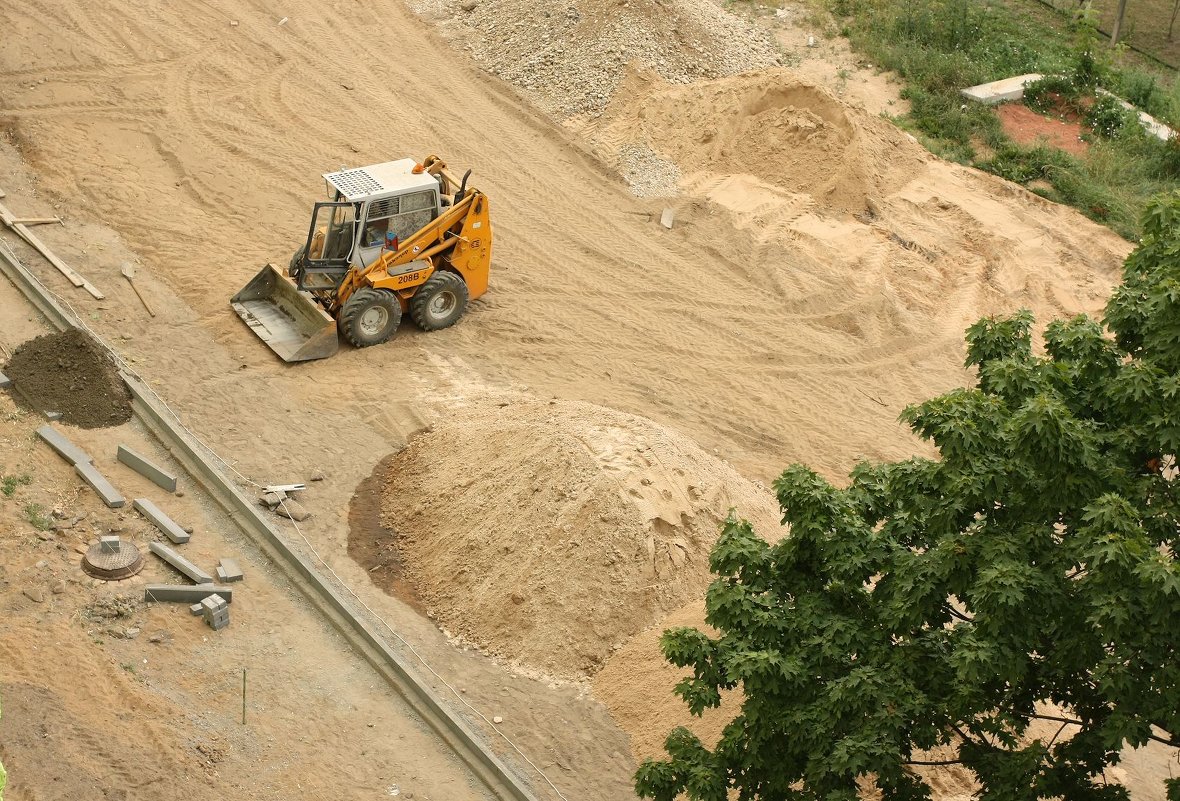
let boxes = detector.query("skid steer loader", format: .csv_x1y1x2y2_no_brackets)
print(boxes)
231,155,492,362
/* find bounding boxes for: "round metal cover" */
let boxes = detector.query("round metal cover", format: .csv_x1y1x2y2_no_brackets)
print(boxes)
82,541,144,580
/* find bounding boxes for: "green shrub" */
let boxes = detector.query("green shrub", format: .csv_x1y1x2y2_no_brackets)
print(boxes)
978,142,1074,184
1023,74,1081,114
1086,94,1138,138
824,0,1179,241
0,474,31,499
23,503,51,531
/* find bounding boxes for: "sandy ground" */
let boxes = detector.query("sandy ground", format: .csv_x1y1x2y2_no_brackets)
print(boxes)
0,304,494,801
0,0,1168,796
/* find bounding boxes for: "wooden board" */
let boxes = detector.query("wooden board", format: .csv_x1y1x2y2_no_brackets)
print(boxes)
0,198,104,299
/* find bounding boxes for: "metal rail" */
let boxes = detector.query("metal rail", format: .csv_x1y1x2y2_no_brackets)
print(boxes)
0,239,540,801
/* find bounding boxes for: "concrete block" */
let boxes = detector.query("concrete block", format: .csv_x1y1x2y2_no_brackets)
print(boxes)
961,73,1043,105
117,445,178,492
75,462,125,508
45,411,62,421
660,207,675,229
0,371,11,389
100,535,120,554
1096,88,1177,141
144,584,233,604
36,425,92,467
148,541,213,584
218,558,244,582
189,603,204,616
132,498,189,544
202,593,230,630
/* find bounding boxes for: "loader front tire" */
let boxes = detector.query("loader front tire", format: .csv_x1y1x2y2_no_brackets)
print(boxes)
410,271,468,331
287,245,307,278
339,288,401,348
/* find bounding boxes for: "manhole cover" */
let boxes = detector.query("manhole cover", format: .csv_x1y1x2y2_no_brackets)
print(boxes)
82,541,144,580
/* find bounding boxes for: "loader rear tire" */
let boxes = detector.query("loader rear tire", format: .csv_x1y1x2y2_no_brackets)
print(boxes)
410,271,468,331
339,288,401,348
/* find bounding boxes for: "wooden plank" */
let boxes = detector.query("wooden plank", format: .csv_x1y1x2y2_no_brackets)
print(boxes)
0,199,104,299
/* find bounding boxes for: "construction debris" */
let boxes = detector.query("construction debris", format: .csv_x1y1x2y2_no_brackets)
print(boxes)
0,195,105,299
660,207,675,229
260,490,286,508
275,499,311,521
263,483,305,494
0,370,10,388
148,541,214,584
75,462,126,508
132,498,190,544
201,594,230,630
144,584,233,604
117,445,178,492
100,535,121,554
36,424,93,466
216,558,244,583
190,602,204,616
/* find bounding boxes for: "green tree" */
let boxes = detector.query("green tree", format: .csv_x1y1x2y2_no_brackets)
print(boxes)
636,193,1180,801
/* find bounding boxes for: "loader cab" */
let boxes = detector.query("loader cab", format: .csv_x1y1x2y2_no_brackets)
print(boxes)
296,159,442,290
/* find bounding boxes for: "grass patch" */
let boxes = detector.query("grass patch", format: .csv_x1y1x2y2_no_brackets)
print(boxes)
825,0,1180,240
1,474,31,498
23,503,52,531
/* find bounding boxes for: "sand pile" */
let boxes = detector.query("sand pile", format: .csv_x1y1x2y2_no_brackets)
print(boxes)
589,67,926,212
412,0,782,116
380,398,787,680
4,328,132,428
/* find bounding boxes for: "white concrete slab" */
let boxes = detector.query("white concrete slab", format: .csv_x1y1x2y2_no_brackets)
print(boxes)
961,73,1043,105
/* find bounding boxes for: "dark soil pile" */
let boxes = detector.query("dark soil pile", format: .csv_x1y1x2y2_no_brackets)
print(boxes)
4,328,132,428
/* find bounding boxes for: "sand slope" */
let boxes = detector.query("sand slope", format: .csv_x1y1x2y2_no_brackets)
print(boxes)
0,0,1147,795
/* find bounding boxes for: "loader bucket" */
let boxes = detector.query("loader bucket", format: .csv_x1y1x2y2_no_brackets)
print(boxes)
230,264,339,362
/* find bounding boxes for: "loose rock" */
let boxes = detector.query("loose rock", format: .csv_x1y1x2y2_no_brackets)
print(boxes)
276,499,311,521
23,586,45,603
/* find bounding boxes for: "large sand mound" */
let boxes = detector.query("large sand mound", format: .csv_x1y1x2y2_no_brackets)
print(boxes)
381,398,787,680
593,67,925,212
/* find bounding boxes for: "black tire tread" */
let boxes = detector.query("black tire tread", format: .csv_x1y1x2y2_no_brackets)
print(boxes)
339,287,401,348
410,271,469,332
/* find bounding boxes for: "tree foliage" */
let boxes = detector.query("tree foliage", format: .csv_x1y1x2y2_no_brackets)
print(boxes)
636,193,1180,801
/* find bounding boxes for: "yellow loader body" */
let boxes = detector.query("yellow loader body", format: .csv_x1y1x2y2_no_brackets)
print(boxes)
231,156,492,363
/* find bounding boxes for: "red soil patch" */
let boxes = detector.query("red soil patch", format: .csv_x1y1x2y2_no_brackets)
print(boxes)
997,103,1089,156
